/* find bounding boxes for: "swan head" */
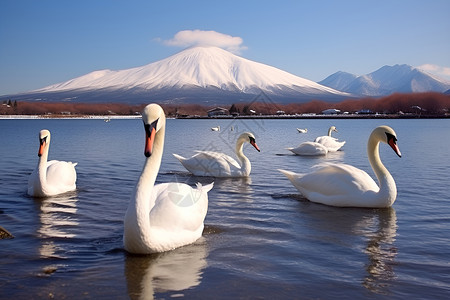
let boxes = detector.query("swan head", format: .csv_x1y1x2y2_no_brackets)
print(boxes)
372,125,401,157
38,129,51,157
141,104,166,157
238,132,260,152
330,126,337,133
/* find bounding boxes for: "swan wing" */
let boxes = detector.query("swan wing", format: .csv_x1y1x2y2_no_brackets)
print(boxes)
289,142,327,156
176,150,240,176
194,151,241,169
300,163,378,194
149,182,210,243
28,160,77,196
280,164,379,207
315,136,346,152
46,160,77,189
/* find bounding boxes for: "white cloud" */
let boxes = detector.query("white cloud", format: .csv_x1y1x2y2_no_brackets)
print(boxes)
417,64,450,81
158,30,247,54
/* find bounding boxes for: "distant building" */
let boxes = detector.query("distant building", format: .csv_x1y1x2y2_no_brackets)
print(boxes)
207,107,229,117
322,108,341,115
356,109,374,114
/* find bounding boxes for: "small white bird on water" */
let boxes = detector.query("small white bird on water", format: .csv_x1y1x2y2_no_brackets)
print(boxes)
314,126,346,152
28,129,77,197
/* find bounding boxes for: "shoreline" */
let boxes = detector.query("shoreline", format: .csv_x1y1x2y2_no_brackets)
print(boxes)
0,115,142,120
1,114,448,120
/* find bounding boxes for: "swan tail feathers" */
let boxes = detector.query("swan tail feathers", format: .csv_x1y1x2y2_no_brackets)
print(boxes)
278,169,296,177
172,153,186,161
196,182,214,193
278,169,304,181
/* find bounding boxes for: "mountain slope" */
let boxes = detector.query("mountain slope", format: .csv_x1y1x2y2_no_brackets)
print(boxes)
13,46,348,104
317,71,358,92
319,64,450,96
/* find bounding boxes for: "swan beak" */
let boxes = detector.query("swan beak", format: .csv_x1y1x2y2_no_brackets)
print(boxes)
38,137,46,157
144,120,158,157
388,138,401,157
144,126,156,157
250,140,261,152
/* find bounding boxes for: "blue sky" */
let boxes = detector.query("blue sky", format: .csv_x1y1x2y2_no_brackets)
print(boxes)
1,0,449,95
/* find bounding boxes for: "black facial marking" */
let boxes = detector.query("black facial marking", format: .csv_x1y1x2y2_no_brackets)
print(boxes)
40,136,47,145
385,132,397,144
144,118,159,136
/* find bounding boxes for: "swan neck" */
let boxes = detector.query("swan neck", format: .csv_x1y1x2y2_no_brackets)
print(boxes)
236,138,251,176
137,125,165,201
328,128,333,136
37,145,49,184
367,134,395,194
131,124,165,224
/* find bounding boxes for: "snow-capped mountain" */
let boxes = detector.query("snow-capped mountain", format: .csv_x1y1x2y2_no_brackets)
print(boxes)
319,64,450,96
318,71,358,92
5,46,350,105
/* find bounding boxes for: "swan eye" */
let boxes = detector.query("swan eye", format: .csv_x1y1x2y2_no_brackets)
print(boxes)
249,136,255,143
40,136,47,145
385,132,397,144
144,118,159,136
150,118,159,130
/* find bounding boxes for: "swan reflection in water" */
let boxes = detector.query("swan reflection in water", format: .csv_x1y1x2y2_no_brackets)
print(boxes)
298,203,398,295
323,207,398,294
360,207,398,294
125,239,208,300
36,191,79,258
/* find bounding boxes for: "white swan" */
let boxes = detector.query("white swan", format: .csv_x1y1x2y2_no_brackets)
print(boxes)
314,126,346,152
297,128,308,133
287,141,328,156
279,126,401,208
211,126,220,131
124,104,213,254
27,129,77,197
173,132,260,177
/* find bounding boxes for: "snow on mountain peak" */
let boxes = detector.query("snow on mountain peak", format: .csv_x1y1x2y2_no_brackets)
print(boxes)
36,46,348,96
319,64,450,96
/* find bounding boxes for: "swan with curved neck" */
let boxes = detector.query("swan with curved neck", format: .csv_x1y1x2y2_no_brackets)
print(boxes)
327,126,337,137
27,129,77,197
280,126,401,208
124,104,213,254
314,125,346,152
173,132,260,177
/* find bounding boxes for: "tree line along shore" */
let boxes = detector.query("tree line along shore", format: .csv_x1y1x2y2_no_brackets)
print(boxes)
1,92,449,118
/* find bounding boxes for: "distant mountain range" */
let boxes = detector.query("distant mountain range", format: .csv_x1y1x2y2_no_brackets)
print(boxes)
318,64,450,96
1,47,449,105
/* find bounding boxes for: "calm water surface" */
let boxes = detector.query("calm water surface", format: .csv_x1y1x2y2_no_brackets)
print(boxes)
0,118,449,299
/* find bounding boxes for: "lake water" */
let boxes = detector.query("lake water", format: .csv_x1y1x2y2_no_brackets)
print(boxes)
0,117,449,299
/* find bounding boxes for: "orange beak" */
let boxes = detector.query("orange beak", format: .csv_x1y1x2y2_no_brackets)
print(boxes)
38,138,46,157
144,120,158,157
388,137,401,157
250,140,261,152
